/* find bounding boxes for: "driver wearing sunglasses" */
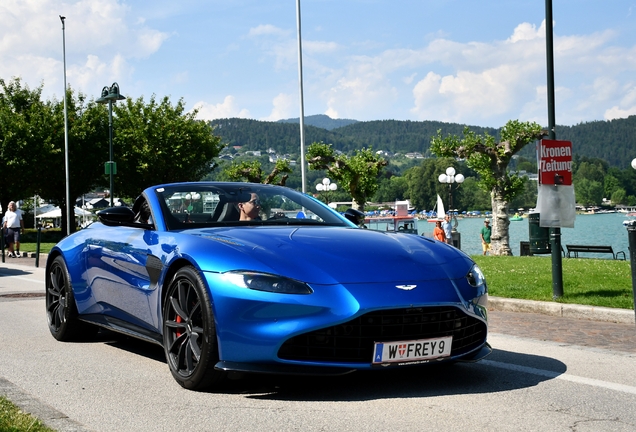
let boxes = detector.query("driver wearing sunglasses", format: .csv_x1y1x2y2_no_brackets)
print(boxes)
238,193,262,221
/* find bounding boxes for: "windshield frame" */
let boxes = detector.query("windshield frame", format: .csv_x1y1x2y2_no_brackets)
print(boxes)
151,182,355,231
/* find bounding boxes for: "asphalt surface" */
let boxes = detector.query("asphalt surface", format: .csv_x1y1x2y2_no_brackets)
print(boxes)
1,254,636,431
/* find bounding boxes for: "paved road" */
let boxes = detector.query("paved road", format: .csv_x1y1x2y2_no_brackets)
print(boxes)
2,257,636,431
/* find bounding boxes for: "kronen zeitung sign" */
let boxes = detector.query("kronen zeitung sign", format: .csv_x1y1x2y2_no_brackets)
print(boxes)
539,139,572,185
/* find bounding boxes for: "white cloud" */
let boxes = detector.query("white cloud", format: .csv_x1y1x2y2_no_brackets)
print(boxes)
192,96,250,120
247,24,289,38
0,0,168,100
262,93,295,121
604,84,636,120
304,40,339,54
508,21,545,43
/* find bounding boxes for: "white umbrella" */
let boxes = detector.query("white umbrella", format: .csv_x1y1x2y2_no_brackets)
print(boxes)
36,206,93,218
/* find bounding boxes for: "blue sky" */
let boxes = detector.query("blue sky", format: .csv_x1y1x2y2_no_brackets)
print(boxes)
2,0,636,128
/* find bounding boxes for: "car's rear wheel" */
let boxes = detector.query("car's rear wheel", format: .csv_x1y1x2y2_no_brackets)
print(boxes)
46,255,96,341
163,266,225,390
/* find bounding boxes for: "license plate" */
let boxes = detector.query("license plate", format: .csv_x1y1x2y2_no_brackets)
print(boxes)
372,336,453,365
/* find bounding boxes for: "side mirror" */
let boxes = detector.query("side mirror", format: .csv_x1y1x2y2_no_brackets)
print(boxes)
344,208,365,226
98,206,135,226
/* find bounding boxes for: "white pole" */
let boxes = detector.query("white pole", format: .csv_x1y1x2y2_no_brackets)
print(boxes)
60,16,71,235
296,0,307,193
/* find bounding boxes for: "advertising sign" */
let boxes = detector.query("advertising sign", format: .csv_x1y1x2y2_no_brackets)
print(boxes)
539,139,572,185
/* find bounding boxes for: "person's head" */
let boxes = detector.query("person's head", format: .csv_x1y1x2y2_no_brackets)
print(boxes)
484,218,490,226
238,193,261,221
8,201,16,211
436,221,442,227
444,214,450,221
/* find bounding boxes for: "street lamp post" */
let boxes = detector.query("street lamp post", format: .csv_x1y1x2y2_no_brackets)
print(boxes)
626,158,636,327
97,83,126,207
437,167,465,214
316,178,337,205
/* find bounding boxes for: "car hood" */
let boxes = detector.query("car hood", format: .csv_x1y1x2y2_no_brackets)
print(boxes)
189,226,472,285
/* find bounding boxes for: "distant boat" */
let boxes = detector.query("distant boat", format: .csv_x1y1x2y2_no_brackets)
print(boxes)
510,213,523,221
427,195,445,222
364,200,419,234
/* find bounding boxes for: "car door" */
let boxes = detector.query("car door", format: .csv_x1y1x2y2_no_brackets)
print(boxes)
84,226,164,332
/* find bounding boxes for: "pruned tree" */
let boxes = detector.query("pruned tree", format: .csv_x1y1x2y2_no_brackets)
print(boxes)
431,120,547,255
223,159,292,185
306,142,387,211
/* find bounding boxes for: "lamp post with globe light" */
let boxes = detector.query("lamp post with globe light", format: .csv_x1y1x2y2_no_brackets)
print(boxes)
438,167,464,248
316,178,337,205
97,83,126,207
438,167,465,216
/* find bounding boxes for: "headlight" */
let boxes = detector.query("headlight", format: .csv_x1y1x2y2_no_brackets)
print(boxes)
222,271,313,295
466,264,486,288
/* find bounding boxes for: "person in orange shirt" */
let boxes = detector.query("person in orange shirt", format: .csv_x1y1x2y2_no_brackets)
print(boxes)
433,220,446,242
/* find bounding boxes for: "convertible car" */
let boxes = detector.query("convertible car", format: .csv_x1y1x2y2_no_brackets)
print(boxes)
46,182,490,390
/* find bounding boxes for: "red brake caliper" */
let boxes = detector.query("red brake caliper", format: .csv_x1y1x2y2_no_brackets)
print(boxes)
176,315,183,338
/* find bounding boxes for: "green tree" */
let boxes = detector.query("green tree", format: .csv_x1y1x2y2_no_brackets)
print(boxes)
611,188,627,205
575,178,604,206
603,174,620,199
36,90,110,235
0,78,58,216
373,175,408,203
573,160,606,184
509,177,539,211
306,142,387,211
431,120,546,255
458,177,491,211
402,157,458,211
222,159,292,185
113,95,224,199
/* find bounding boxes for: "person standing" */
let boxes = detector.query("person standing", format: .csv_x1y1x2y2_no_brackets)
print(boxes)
480,218,492,255
3,201,24,258
433,220,446,242
442,214,453,245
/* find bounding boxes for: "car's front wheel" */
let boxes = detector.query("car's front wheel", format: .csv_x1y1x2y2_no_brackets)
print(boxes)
46,255,96,341
163,266,225,390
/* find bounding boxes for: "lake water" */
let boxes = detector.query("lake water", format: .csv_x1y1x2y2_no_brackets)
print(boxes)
416,213,631,257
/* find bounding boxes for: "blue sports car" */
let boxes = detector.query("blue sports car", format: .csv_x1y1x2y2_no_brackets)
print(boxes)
46,182,490,390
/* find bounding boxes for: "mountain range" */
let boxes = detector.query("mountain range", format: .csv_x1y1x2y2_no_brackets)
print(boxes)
209,115,636,168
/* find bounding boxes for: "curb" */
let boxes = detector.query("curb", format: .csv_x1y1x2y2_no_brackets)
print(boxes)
489,296,636,325
0,378,92,432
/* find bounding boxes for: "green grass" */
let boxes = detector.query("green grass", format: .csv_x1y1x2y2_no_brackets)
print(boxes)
472,255,634,309
0,396,55,432
12,243,56,254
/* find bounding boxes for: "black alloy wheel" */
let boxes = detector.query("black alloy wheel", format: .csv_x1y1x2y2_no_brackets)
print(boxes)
163,266,225,390
46,255,95,341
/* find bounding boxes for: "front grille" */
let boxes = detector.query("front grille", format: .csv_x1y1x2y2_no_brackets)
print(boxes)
278,306,486,363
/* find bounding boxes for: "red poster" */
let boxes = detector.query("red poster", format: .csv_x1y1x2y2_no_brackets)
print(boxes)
539,140,572,185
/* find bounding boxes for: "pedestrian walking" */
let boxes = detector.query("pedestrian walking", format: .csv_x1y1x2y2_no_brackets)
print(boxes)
2,201,24,258
434,220,446,242
480,218,491,255
442,214,453,245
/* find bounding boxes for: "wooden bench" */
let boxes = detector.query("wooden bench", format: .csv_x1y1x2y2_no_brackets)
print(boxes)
565,244,626,260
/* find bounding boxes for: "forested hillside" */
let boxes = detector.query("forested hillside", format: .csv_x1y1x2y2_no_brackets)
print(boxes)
210,115,636,168
277,114,358,130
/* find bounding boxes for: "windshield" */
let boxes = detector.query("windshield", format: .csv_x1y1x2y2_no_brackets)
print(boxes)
153,183,353,230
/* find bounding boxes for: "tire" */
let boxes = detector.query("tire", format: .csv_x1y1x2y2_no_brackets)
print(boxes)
46,255,96,341
163,266,225,390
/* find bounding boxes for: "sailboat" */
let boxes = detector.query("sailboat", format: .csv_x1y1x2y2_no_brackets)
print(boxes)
427,195,446,222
